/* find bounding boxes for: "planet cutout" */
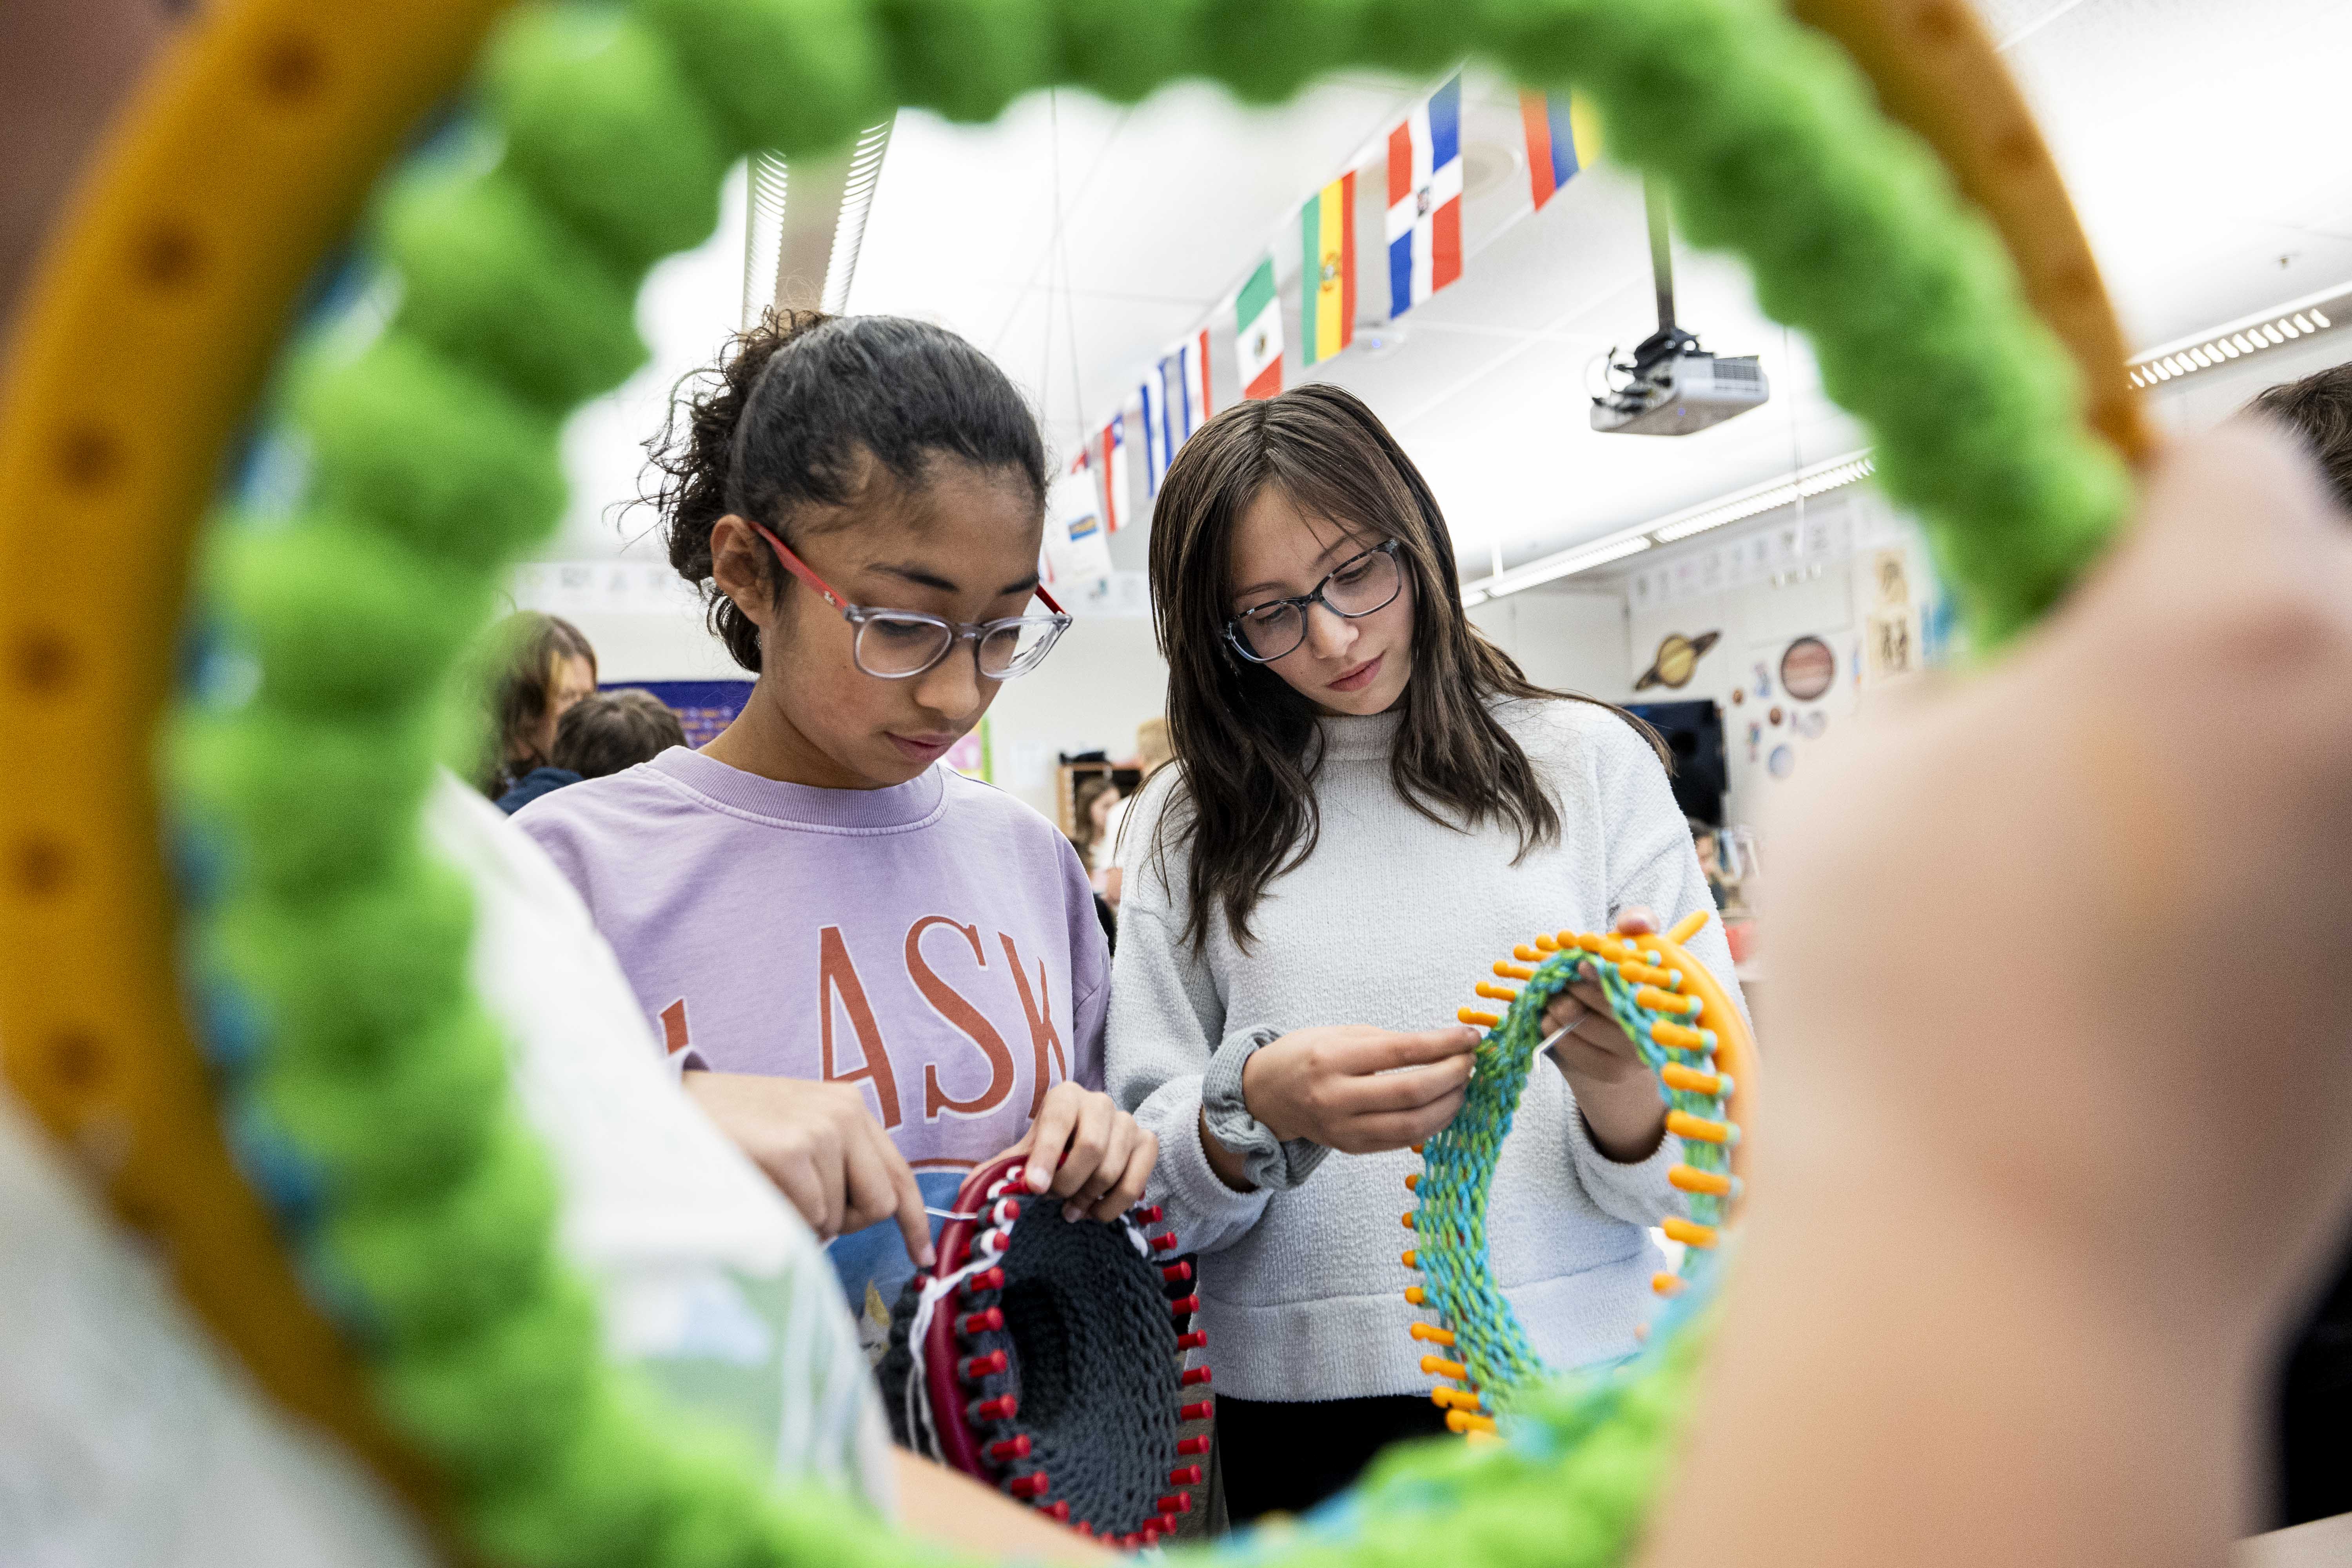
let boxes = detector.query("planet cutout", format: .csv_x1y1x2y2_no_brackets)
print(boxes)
1780,635,1836,701
1634,628,1721,691
1768,744,1795,779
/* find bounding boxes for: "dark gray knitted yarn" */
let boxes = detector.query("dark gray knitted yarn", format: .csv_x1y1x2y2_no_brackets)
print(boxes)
881,1198,1186,1536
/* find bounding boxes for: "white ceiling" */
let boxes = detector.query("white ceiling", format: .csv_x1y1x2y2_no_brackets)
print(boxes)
547,0,2352,573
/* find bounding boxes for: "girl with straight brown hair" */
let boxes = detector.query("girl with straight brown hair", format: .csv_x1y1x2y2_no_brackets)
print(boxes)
1105,384,1746,1519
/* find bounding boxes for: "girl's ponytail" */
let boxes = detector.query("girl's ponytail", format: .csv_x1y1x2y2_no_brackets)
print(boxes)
644,309,1046,673
647,308,833,671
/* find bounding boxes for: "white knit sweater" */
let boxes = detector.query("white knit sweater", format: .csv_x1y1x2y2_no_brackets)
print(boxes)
1106,698,1746,1402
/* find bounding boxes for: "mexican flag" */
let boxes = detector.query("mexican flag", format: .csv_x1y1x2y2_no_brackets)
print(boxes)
1235,255,1283,401
1300,171,1356,366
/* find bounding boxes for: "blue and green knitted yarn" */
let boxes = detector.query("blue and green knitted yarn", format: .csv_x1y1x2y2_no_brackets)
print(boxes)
1412,941,1737,1408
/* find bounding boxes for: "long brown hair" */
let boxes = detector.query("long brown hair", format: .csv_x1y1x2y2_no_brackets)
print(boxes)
1145,383,1657,952
483,610,596,793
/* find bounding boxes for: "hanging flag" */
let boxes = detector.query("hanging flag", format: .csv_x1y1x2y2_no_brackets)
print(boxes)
1520,88,1596,209
1042,453,1112,588
1386,73,1463,318
1300,171,1357,366
1138,374,1168,495
1158,327,1213,453
1097,411,1129,532
1235,256,1283,401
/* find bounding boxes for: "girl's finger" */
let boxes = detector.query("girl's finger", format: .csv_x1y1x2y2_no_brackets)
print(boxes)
1051,1094,1115,1200
1024,1087,1079,1192
873,1123,935,1268
1072,1117,1132,1207
1613,906,1659,936
1087,1129,1158,1223
1338,1056,1474,1115
775,1148,838,1242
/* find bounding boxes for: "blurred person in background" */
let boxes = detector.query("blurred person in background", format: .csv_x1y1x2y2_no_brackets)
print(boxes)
500,688,688,814
483,611,599,800
1096,716,1172,911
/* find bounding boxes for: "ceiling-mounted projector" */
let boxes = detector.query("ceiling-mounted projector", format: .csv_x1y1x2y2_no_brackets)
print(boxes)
1592,181,1769,436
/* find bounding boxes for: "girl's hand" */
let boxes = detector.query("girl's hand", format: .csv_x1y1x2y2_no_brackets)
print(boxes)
1539,908,1669,1162
682,1071,935,1266
1238,1025,1479,1155
1005,1082,1160,1223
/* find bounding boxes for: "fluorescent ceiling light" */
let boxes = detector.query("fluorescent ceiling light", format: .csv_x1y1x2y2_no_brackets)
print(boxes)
1463,448,1877,605
2126,285,2345,389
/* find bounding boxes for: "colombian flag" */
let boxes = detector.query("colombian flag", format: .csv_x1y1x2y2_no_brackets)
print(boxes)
1521,89,1600,210
1300,171,1356,366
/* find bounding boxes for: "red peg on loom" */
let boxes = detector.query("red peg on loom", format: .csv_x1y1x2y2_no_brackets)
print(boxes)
988,1436,1032,1463
1157,1492,1192,1515
991,1198,1022,1228
961,1267,1005,1302
970,1393,1018,1422
1180,1401,1213,1422
1041,1500,1071,1523
961,1348,1009,1381
1177,1330,1207,1351
1134,1205,1163,1225
1161,1261,1192,1284
959,1307,1004,1336
1074,1523,1094,1539
1180,1366,1213,1387
1149,1232,1179,1252
1007,1472,1051,1500
1169,1295,1200,1317
1168,1465,1203,1486
1177,1434,1210,1455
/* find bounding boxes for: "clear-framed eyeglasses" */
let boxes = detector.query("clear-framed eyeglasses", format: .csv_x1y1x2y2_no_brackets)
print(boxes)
746,519,1074,681
1224,539,1405,664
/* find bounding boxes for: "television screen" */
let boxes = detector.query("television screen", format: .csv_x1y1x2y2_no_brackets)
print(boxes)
1626,699,1726,827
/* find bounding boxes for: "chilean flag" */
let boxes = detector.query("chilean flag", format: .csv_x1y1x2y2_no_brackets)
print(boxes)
1386,74,1463,318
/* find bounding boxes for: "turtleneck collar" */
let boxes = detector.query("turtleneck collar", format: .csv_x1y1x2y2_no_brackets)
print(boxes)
1316,706,1405,764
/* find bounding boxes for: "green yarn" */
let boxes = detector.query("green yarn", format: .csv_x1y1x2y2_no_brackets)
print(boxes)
380,165,650,411
485,7,732,273
169,1,2140,1566
208,517,495,716
876,0,1056,123
296,331,567,570
173,704,438,897
1195,0,1370,105
639,0,889,156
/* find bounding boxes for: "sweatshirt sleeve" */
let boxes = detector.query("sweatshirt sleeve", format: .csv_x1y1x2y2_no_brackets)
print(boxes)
1102,786,1274,1256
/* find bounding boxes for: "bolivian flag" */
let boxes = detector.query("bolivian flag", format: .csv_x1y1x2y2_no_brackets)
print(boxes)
1300,171,1356,367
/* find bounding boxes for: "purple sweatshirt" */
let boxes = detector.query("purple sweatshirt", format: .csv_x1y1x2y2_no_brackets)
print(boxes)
515,747,1109,1341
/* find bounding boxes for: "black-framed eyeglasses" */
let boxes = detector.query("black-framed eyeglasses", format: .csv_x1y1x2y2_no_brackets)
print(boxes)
1224,539,1405,664
748,519,1073,681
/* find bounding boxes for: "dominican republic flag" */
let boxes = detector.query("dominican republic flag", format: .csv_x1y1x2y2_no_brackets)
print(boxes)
1236,256,1283,400
1138,374,1169,495
1157,327,1212,454
1300,171,1356,366
1386,74,1463,318
1520,89,1595,209
1096,411,1129,532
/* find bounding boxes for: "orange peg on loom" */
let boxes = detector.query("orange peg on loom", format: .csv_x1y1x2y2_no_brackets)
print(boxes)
1660,1063,1728,1096
1420,1354,1470,1381
1617,960,1676,987
1667,909,1711,944
1402,1250,1419,1269
1405,1173,1419,1192
1652,1272,1687,1296
1662,1217,1720,1249
1492,960,1536,980
1430,1387,1483,1412
1668,1163,1735,1197
1408,1322,1456,1347
1401,1212,1415,1231
1665,1109,1735,1145
1635,986,1700,1016
1459,1008,1501,1027
1445,1409,1499,1436
1534,933,1560,952
1514,944,1543,962
1404,1286,1427,1305
1650,1020,1709,1050
1474,981,1517,1002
